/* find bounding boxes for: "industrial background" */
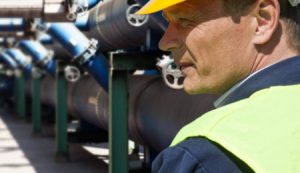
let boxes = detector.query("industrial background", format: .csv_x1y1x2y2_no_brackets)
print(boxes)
0,0,218,172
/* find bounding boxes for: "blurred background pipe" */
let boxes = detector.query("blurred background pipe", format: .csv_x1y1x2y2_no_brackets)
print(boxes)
27,75,218,151
87,0,156,51
0,75,14,97
0,0,69,21
6,48,32,77
0,52,18,69
19,40,56,76
46,23,108,90
0,18,26,32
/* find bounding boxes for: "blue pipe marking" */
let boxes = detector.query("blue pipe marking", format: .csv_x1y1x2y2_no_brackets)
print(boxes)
47,22,108,90
19,40,47,63
47,23,90,57
87,0,101,9
75,14,89,31
0,52,18,69
44,59,56,77
19,40,56,76
0,18,26,31
6,49,32,77
39,34,53,44
78,0,101,9
83,52,109,91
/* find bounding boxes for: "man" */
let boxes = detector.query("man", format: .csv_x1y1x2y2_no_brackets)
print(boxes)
137,0,300,172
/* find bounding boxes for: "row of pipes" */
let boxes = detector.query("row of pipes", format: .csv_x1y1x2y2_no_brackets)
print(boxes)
0,0,217,172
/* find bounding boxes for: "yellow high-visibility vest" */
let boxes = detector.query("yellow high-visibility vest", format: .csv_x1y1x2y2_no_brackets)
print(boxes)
171,84,300,173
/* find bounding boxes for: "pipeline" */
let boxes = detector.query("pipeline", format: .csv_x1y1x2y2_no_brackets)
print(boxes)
0,18,26,32
87,0,164,51
0,0,68,21
85,0,102,9
135,0,168,31
19,40,56,76
6,48,32,77
46,23,109,90
0,52,18,69
29,75,218,151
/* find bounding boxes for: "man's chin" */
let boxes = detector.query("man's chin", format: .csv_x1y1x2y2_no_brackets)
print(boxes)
183,85,202,95
183,83,218,95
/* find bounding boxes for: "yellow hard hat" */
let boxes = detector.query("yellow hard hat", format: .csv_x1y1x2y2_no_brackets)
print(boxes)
136,0,186,14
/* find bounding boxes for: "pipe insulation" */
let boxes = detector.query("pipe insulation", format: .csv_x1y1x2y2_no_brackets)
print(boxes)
29,75,218,151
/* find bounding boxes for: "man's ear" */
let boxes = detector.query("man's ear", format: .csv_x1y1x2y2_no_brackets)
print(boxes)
252,0,280,45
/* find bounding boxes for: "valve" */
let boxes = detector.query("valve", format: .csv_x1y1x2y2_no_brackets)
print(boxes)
32,67,43,79
156,55,184,90
126,4,149,27
14,69,23,78
66,0,89,21
64,65,81,82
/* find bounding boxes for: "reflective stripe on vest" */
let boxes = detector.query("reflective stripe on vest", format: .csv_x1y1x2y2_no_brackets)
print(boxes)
171,84,300,173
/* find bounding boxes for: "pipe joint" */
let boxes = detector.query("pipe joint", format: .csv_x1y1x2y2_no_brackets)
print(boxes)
73,38,98,65
35,50,54,69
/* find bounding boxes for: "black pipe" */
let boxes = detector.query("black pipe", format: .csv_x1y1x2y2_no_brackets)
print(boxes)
30,75,217,151
88,0,162,51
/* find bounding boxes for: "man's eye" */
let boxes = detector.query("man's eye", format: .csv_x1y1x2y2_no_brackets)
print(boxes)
178,18,187,21
178,18,193,26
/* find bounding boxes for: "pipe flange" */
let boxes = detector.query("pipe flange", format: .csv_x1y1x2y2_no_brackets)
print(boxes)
126,4,149,27
74,39,98,65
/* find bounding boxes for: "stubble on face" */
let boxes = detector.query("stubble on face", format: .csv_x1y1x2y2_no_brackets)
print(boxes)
161,0,256,95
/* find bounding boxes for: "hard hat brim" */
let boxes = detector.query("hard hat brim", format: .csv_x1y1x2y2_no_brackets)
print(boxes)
136,0,186,15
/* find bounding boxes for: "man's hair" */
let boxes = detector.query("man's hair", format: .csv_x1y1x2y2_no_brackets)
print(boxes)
223,0,300,52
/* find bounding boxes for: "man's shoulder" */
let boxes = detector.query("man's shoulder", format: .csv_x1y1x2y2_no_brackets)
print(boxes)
152,138,246,173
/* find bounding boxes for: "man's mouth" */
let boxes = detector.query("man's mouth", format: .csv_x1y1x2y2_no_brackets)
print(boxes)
179,62,194,75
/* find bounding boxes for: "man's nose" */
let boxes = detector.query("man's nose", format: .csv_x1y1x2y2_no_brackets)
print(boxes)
159,25,181,51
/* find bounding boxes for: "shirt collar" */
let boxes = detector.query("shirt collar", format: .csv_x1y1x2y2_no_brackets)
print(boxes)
214,56,300,108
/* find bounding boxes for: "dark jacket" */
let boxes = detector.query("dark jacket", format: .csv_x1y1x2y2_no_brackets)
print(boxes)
152,56,300,173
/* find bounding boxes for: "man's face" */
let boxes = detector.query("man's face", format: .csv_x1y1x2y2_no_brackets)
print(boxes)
159,0,257,94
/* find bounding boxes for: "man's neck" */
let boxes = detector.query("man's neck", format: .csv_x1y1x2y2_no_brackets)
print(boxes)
214,55,300,107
